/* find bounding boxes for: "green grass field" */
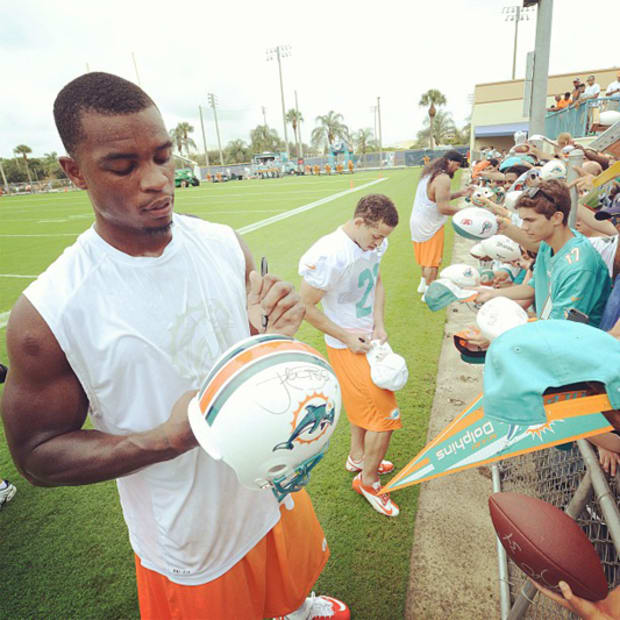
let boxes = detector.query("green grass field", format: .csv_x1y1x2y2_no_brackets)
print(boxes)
0,168,456,619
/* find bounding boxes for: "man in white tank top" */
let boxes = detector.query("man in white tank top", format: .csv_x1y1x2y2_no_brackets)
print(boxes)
409,151,471,297
1,73,349,620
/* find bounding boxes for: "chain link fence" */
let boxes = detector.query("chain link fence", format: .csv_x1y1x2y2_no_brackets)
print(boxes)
494,440,619,618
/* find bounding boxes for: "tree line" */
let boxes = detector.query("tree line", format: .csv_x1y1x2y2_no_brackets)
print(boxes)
2,90,469,182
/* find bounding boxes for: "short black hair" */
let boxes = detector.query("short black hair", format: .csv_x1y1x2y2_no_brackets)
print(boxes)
54,72,156,156
354,194,399,227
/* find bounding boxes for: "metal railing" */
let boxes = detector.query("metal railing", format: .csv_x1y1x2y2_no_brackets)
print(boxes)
544,97,619,139
493,440,619,619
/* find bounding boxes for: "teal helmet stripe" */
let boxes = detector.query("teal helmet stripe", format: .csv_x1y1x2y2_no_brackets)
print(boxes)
199,334,293,393
205,352,336,425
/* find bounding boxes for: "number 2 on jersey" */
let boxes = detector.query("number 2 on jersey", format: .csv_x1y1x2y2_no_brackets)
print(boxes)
356,264,379,318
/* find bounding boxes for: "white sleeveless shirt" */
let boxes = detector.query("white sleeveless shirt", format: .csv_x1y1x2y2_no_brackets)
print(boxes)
409,174,447,242
24,214,280,585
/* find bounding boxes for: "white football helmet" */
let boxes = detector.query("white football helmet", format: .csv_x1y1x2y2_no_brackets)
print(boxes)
539,159,567,181
471,186,495,207
480,235,521,262
188,334,341,501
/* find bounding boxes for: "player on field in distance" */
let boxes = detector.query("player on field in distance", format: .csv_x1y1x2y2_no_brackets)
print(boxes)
1,72,349,620
298,194,402,517
410,150,472,300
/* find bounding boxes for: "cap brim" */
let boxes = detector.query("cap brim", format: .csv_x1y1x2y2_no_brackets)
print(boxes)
453,335,487,364
594,211,612,220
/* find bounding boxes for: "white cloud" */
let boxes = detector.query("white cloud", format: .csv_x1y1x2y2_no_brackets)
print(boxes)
1,0,618,157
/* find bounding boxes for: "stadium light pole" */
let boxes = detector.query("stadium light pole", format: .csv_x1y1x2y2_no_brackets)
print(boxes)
528,0,554,137
377,96,383,168
208,93,225,166
0,160,9,193
261,106,268,127
295,90,303,160
131,52,142,86
502,5,534,80
198,105,210,174
266,45,291,159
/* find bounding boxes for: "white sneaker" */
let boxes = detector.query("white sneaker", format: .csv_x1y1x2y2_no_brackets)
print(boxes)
0,480,16,507
416,278,427,293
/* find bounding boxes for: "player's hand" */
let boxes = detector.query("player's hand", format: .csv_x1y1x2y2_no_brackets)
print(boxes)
532,580,620,620
247,271,305,337
343,332,372,354
163,390,199,455
597,446,620,476
474,287,496,304
372,325,388,344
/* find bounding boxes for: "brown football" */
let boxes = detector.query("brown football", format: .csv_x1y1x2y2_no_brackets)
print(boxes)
489,492,608,601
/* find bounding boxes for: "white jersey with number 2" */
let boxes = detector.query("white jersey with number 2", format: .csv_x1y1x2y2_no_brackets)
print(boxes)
299,226,387,349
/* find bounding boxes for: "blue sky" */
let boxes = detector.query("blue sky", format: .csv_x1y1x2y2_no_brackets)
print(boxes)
1,0,618,157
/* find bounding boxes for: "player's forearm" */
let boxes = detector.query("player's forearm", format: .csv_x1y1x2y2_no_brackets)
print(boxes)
373,277,386,330
437,201,462,216
18,425,184,487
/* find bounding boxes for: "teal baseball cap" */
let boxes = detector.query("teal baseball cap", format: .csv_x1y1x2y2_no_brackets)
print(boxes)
424,278,477,311
483,320,620,425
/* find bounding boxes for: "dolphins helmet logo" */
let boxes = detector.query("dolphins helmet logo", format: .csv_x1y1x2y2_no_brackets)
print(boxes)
481,220,493,235
273,393,335,452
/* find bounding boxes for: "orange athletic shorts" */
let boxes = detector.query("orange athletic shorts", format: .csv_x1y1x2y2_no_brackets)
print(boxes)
134,489,328,620
412,226,445,268
326,345,402,432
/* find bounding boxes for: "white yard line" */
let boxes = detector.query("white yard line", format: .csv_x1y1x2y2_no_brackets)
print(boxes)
0,311,10,329
238,177,387,234
0,274,38,278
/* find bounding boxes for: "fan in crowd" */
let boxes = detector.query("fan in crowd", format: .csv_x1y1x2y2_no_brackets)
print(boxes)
447,129,619,479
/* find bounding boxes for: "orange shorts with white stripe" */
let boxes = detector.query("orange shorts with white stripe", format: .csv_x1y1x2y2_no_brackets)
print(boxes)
412,226,445,268
326,345,402,432
134,489,328,620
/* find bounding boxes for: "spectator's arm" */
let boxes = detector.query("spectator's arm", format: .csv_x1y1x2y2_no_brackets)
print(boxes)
577,205,618,236
497,217,541,254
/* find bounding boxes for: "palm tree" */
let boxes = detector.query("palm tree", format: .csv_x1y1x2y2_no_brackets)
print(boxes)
42,152,62,178
311,111,349,154
418,89,447,150
170,122,196,156
225,139,250,164
414,110,457,148
14,144,33,183
250,125,283,154
169,127,184,154
286,109,304,158
352,128,374,156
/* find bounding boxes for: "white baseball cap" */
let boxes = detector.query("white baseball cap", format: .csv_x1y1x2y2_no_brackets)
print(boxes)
476,296,529,341
366,341,409,391
440,263,481,288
